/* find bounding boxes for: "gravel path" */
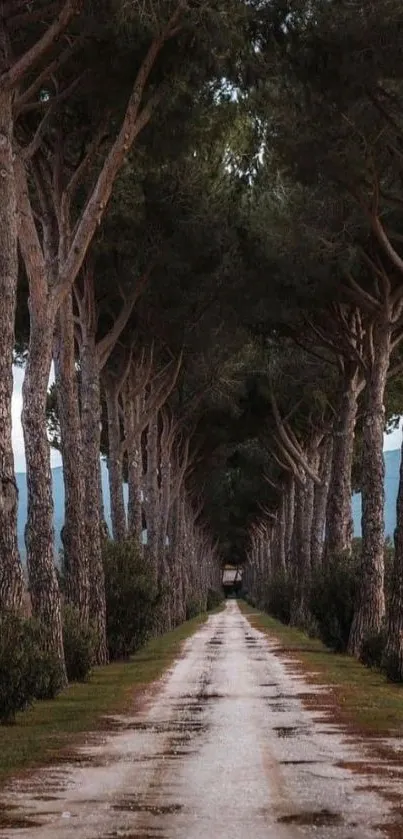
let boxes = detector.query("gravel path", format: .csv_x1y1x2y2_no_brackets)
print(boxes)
1,601,401,838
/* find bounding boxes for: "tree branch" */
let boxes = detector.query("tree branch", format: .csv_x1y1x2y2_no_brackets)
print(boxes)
57,10,183,299
96,269,152,370
371,214,403,279
1,0,83,91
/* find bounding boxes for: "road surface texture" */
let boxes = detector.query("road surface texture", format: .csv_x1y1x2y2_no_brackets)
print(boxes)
1,601,403,838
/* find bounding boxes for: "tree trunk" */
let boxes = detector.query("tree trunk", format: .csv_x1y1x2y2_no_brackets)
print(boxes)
348,328,390,657
290,481,311,627
80,340,108,664
324,371,360,560
272,496,285,575
104,380,126,541
22,311,66,679
385,436,403,681
168,495,182,626
158,415,172,577
145,412,159,582
176,493,187,623
285,476,295,564
126,393,144,550
53,293,88,624
0,83,23,612
304,444,318,574
311,435,333,571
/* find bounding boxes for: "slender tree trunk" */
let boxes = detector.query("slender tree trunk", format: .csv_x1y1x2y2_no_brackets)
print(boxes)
104,380,126,541
145,412,159,582
80,340,108,664
158,419,172,574
348,328,390,657
304,446,318,572
158,436,172,630
290,480,311,627
53,293,88,623
311,436,333,571
385,436,403,681
324,371,361,560
285,476,295,564
0,82,23,612
126,393,144,550
170,493,187,626
277,492,286,572
177,493,187,622
22,311,66,679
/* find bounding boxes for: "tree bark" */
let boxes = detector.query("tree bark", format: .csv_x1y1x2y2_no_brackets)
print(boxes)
125,390,144,550
275,494,286,572
311,435,333,570
324,371,361,560
304,439,319,574
53,293,88,623
22,310,66,678
0,80,23,612
16,154,66,675
145,411,159,582
385,435,403,681
285,476,295,564
348,327,390,657
158,413,172,577
80,338,108,664
290,481,311,627
104,378,126,542
168,496,180,625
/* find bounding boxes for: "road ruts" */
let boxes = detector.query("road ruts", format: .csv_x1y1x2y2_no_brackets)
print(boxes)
0,601,400,839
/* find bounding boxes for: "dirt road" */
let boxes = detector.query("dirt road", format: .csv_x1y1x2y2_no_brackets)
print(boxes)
1,602,401,838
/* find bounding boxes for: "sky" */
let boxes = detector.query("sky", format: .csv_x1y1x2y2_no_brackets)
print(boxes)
11,366,403,472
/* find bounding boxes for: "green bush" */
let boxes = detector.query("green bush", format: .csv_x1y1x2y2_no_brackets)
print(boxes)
264,569,293,624
103,539,160,660
206,589,223,611
360,625,386,670
186,597,203,620
62,606,96,682
0,614,64,724
244,593,257,608
310,550,360,652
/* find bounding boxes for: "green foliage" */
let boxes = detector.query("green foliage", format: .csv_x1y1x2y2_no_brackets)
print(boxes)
186,598,204,620
206,588,223,611
62,607,96,683
0,613,208,784
360,626,387,671
0,614,64,724
103,540,160,660
263,569,293,625
310,551,360,652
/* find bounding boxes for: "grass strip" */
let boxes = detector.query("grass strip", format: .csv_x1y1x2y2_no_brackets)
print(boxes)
239,601,403,735
0,612,209,786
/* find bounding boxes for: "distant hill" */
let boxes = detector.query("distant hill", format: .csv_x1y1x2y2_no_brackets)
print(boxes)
15,448,402,556
353,447,401,538
16,461,117,559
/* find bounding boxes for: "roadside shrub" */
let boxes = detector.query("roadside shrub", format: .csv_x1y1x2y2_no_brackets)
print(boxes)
186,597,203,620
206,588,223,611
62,606,96,682
264,569,293,624
244,593,257,608
360,625,387,670
382,648,402,683
310,551,360,651
0,614,63,724
103,539,160,660
22,619,64,700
